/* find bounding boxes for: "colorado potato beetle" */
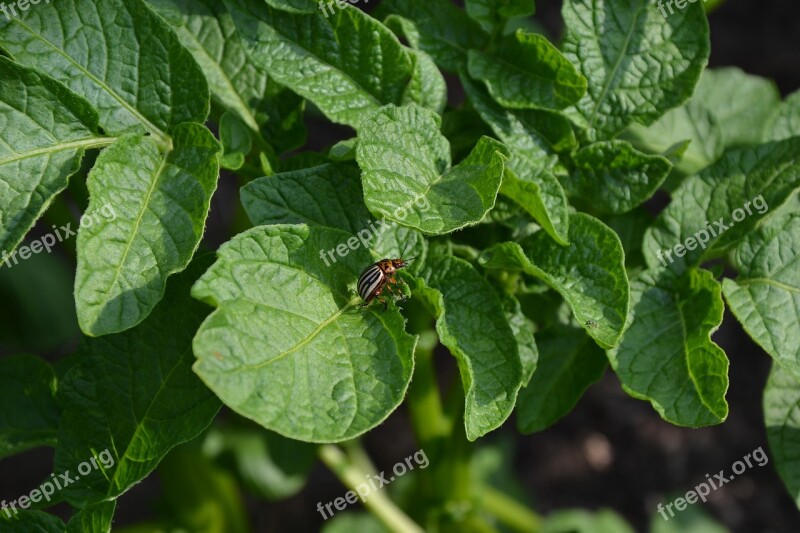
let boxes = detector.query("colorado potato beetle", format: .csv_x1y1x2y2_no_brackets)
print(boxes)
358,257,413,309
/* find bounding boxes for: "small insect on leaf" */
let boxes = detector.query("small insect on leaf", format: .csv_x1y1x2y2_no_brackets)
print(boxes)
358,256,414,310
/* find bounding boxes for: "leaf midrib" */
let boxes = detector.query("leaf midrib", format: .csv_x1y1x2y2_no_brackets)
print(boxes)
86,144,170,329
585,1,646,129
106,345,194,497
13,18,168,142
0,137,117,166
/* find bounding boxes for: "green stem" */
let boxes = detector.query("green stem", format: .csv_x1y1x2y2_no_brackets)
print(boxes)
318,444,424,533
407,332,449,446
481,487,541,533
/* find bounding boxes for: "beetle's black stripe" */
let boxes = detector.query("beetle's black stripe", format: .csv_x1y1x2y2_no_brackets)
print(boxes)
358,264,384,301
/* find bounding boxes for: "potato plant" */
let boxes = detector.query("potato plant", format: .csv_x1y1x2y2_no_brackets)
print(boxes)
0,0,799,531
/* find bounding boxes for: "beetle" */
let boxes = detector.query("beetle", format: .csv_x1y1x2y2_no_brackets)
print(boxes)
358,258,413,309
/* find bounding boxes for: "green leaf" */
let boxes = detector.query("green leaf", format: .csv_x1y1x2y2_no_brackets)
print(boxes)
225,0,414,128
242,163,368,233
55,257,222,506
608,268,728,426
623,98,724,176
0,222,79,354
517,326,607,433
563,140,671,213
414,252,523,441
501,165,570,245
650,505,729,533
191,225,416,442
356,105,509,235
503,296,538,385
468,30,586,110
561,0,709,138
764,364,800,508
0,0,209,140
75,123,220,336
465,0,535,33
66,501,116,533
692,67,781,147
158,447,250,533
148,0,267,133
643,138,800,273
242,162,427,270
402,48,448,116
381,0,488,72
218,112,252,170
149,0,307,154
722,213,800,380
480,213,630,348
462,74,577,167
461,74,573,244
0,57,104,256
0,355,59,459
543,509,635,533
0,511,65,532
766,90,800,142
203,424,316,500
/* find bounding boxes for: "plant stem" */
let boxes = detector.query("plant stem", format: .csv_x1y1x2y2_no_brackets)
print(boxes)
481,487,541,533
407,331,449,446
318,444,424,533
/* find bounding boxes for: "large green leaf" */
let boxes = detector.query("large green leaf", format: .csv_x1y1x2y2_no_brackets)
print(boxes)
0,57,104,257
462,75,573,244
608,268,728,426
356,104,508,235
764,364,800,508
0,355,59,459
380,0,488,72
55,257,222,507
643,138,800,274
480,213,629,348
225,0,417,128
414,251,523,441
241,162,428,270
723,214,800,380
191,225,416,442
517,327,607,433
149,0,306,154
66,502,116,533
468,30,586,110
623,98,723,176
563,140,671,213
0,0,209,140
148,0,266,132
692,67,781,147
242,164,368,234
0,511,65,532
766,90,800,142
561,0,709,138
75,123,220,336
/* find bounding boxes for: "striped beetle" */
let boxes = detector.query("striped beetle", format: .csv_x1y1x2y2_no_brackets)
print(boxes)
358,257,413,309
